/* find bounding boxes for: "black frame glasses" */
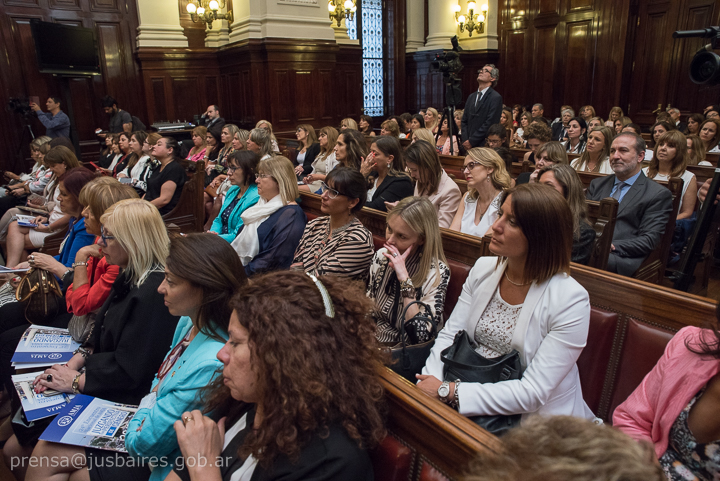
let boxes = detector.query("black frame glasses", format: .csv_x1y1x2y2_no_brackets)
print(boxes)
320,182,349,199
100,225,115,245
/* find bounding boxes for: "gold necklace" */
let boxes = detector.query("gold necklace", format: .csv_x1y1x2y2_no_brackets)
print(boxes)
504,271,532,286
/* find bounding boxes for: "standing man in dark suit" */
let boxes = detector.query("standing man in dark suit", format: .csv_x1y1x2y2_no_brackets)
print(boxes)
461,64,503,150
586,132,673,276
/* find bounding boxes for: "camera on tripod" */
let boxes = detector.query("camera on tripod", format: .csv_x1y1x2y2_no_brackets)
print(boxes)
431,36,464,79
673,27,720,85
7,97,34,118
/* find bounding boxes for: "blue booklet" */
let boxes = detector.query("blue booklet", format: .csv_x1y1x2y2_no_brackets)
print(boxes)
40,394,138,452
12,371,75,421
12,326,80,365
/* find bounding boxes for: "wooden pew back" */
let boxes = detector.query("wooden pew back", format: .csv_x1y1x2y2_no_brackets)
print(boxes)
162,160,206,233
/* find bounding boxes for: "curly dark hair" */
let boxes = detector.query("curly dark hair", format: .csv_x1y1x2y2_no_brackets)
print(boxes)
203,271,387,466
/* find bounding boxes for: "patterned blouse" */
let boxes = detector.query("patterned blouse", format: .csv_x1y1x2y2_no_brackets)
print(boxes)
367,248,450,345
474,287,523,358
660,387,720,480
292,216,374,281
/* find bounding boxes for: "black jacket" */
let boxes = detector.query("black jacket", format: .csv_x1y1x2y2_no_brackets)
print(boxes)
297,142,321,177
84,270,180,405
460,87,503,148
365,174,414,211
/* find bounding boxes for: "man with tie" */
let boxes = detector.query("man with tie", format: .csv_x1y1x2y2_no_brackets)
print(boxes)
586,132,673,276
461,65,503,150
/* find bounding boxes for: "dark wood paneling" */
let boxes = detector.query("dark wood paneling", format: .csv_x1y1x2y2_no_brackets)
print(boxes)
90,0,120,12
49,0,81,11
296,71,314,121
563,19,593,109
171,77,201,121
151,78,168,121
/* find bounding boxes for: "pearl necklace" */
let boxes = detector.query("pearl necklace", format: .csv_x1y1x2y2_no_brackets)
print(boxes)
504,271,532,286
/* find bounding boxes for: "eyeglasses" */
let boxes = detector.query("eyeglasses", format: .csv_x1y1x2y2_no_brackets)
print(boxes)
227,166,237,174
463,161,482,173
99,225,115,245
255,173,272,180
320,182,348,199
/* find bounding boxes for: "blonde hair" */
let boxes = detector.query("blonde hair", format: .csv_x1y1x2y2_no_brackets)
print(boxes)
234,129,250,150
319,126,339,155
297,124,318,147
79,177,139,221
425,107,439,131
412,128,435,146
255,120,278,142
341,118,358,131
100,199,170,287
249,128,275,159
571,126,614,171
687,134,707,165
387,197,447,287
223,124,241,148
465,147,512,201
258,156,299,204
536,141,569,164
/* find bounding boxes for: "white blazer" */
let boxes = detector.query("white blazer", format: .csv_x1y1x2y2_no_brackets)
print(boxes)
422,257,595,422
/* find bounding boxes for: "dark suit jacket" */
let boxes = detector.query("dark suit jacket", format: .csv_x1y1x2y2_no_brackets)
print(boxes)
461,87,503,148
551,122,568,141
586,171,673,276
202,116,226,132
365,173,414,211
297,142,321,177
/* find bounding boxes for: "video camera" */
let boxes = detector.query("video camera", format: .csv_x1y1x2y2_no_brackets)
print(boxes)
7,97,33,118
673,27,720,85
431,35,464,79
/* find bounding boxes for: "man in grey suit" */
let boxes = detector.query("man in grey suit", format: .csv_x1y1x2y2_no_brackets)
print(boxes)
586,132,673,276
461,64,503,150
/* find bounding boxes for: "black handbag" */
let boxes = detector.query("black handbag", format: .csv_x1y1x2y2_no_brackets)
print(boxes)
441,330,523,436
389,301,438,383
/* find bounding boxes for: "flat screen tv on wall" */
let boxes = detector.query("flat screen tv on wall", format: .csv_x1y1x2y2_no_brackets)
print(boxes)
30,20,101,76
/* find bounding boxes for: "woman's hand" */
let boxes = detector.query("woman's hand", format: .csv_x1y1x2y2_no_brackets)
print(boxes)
29,253,66,277
415,374,442,400
294,165,304,176
360,153,376,176
117,173,128,179
384,201,398,211
34,364,80,394
4,172,19,181
382,243,412,282
174,411,226,475
33,224,51,233
76,244,103,263
32,215,48,225
529,169,540,183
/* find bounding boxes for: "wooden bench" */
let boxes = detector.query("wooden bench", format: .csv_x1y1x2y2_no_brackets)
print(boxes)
162,160,205,233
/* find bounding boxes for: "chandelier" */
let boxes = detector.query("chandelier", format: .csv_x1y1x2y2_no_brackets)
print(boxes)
328,0,357,28
453,1,488,37
186,0,233,29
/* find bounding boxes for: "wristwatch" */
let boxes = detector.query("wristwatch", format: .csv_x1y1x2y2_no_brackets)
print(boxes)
438,381,451,404
71,373,82,394
71,261,88,269
400,278,415,298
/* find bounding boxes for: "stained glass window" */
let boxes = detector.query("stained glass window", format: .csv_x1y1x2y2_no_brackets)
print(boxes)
361,0,383,116
346,13,357,40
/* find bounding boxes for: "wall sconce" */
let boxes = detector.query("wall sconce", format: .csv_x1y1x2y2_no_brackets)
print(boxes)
186,0,233,29
328,0,357,28
453,1,488,37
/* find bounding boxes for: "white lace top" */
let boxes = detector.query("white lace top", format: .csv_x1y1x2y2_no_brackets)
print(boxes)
474,287,523,358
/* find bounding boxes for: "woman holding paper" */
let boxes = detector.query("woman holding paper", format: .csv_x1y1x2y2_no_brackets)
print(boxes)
3,199,179,481
25,233,248,481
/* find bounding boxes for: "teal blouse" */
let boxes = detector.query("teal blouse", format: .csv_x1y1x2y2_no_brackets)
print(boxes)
210,184,260,242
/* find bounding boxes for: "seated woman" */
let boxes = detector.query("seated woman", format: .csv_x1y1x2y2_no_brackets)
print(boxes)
570,126,614,174
255,119,281,153
333,128,367,171
1,135,51,188
27,233,248,481
204,128,222,165
168,271,386,481
208,151,260,243
643,130,696,219
232,156,307,276
231,128,249,151
606,106,624,127
109,131,132,177
454,109,464,136
579,105,596,122
292,167,373,280
185,126,207,162
144,137,187,215
407,113,426,140
411,127,436,146
685,113,704,136
96,134,117,169
687,134,712,166
563,117,587,154
340,117,359,131
246,127,275,161
587,116,604,131
380,118,401,138
359,114,375,137
699,118,720,152
402,139,462,228
512,112,532,147
516,141,569,185
538,164,597,264
418,183,595,422
424,107,440,133
205,129,251,223
361,136,414,212
501,108,514,141
117,131,151,194
293,123,321,179
450,147,512,237
301,126,339,193
614,305,720,480
649,121,675,150
2,146,84,268
205,124,238,184
436,117,461,155
522,121,552,164
367,196,450,345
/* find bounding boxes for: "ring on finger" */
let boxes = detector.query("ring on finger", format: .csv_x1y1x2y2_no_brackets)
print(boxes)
182,415,193,426
46,374,53,382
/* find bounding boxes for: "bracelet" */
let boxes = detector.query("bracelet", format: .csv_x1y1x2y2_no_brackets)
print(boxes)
74,347,91,358
72,261,88,269
450,379,461,410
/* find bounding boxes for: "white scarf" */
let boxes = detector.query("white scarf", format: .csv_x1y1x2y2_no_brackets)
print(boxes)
232,194,284,265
